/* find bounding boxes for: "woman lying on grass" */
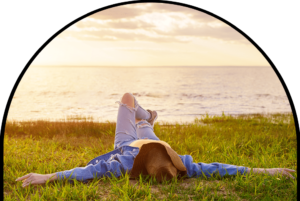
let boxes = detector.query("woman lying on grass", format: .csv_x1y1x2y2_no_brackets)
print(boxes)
16,93,295,188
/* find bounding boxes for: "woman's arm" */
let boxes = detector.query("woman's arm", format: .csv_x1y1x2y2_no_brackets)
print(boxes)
56,159,124,182
16,158,126,188
180,155,248,178
179,155,296,179
16,149,138,188
15,173,57,188
247,168,295,179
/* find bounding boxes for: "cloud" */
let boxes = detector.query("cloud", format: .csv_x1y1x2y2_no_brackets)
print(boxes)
108,20,154,29
89,6,144,20
155,23,245,41
148,3,217,22
59,3,246,43
60,27,187,43
90,3,218,22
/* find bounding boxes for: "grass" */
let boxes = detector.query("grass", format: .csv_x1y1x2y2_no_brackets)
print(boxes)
3,112,297,200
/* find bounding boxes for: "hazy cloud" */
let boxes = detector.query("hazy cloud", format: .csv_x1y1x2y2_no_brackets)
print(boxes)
60,3,246,43
90,6,144,20
91,3,218,22
148,3,217,22
156,23,245,41
60,28,187,43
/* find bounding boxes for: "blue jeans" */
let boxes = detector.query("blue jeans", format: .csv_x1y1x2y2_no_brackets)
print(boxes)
114,94,160,149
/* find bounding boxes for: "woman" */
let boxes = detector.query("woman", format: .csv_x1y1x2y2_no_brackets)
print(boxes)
16,93,295,188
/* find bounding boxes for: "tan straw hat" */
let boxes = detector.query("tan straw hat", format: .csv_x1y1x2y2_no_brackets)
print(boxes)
130,142,187,182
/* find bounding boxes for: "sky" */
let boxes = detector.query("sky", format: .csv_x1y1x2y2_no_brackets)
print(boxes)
31,2,269,67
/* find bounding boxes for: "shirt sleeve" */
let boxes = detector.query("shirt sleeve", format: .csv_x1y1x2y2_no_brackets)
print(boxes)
179,155,248,178
56,148,137,182
56,159,124,182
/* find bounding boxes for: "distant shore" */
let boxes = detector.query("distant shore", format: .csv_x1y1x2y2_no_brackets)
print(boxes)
5,111,294,124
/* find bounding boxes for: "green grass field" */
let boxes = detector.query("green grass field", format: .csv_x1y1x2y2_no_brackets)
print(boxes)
3,113,297,200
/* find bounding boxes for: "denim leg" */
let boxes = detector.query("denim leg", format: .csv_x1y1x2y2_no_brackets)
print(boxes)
114,101,138,149
114,94,156,149
134,96,151,120
136,120,160,140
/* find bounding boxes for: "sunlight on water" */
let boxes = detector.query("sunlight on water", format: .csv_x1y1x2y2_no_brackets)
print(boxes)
8,66,291,123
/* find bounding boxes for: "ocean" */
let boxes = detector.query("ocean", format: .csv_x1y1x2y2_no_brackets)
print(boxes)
7,66,291,123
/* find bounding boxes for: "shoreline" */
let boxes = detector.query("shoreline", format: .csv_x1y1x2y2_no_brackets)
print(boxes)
5,112,294,124
6,112,294,126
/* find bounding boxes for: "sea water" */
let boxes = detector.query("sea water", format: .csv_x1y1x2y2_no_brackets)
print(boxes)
7,66,291,123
